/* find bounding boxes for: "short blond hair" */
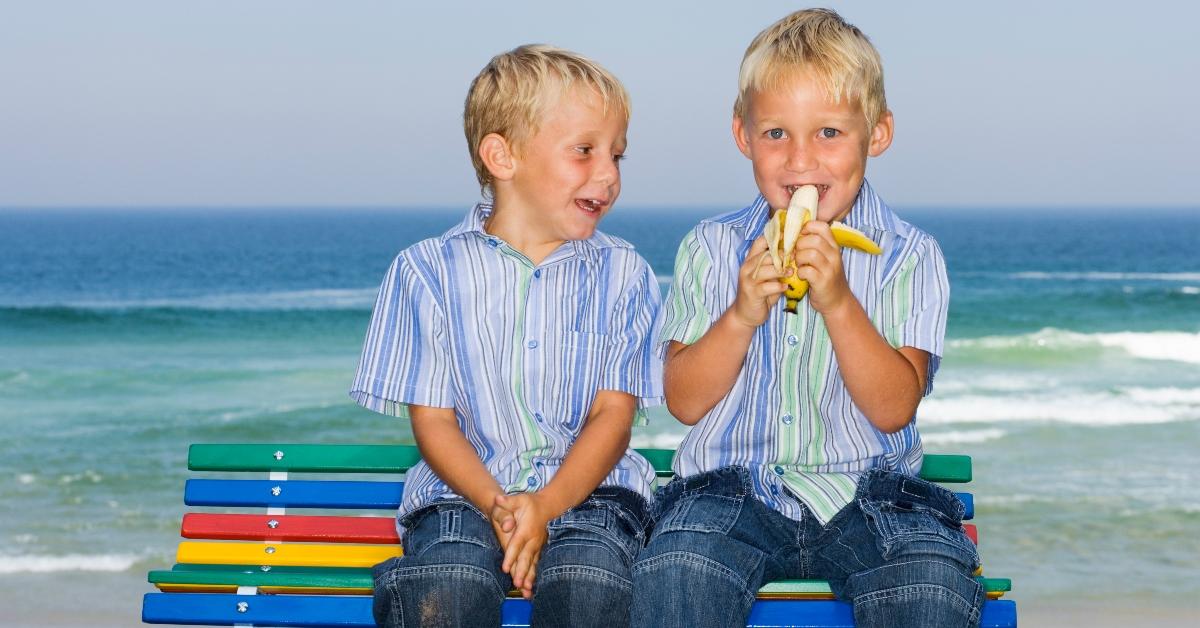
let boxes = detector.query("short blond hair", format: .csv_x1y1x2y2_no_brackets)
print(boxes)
734,8,886,129
464,44,631,195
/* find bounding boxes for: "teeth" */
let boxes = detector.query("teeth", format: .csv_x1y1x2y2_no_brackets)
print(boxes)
767,185,882,314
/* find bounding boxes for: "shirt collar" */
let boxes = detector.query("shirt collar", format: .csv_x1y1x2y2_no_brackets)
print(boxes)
441,202,633,252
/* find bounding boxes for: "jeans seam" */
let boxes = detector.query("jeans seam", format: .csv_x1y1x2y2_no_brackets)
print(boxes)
633,551,757,602
850,559,982,618
537,564,633,591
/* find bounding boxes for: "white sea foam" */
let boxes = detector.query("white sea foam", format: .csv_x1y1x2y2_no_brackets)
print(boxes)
921,429,1006,445
920,392,1193,426
1181,286,1200,295
1012,271,1200,282
950,328,1200,365
0,553,140,574
39,288,380,311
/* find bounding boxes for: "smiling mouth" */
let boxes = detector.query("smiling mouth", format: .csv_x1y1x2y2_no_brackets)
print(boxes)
575,198,606,213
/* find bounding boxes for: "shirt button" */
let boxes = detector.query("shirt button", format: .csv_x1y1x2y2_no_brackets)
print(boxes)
770,484,780,495
773,465,785,476
781,414,793,425
486,238,499,248
526,476,538,487
533,269,542,278
527,340,538,349
786,334,799,347
534,412,544,423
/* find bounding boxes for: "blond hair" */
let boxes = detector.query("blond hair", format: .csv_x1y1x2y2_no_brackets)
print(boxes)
734,8,886,129
464,44,630,195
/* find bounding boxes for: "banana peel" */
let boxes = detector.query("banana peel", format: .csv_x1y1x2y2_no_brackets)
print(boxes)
756,185,883,313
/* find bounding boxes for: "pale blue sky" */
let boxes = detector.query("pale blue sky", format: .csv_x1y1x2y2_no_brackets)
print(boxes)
2,0,1197,209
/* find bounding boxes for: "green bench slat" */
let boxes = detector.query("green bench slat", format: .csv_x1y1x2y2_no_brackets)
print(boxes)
150,564,1010,596
189,444,972,483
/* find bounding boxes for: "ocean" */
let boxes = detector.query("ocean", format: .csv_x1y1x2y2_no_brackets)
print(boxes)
1,206,1198,619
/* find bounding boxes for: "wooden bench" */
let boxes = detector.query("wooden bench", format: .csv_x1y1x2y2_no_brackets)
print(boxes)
142,444,1017,627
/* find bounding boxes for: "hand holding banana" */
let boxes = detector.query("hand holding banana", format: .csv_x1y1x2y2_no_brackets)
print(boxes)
755,185,882,314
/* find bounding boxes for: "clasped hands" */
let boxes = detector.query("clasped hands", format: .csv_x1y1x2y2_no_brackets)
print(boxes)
490,491,552,599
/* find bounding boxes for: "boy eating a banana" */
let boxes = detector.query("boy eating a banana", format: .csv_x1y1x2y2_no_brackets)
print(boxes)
351,45,659,628
632,9,984,628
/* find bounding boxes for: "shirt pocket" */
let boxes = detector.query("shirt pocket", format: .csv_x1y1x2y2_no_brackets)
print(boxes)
540,330,610,431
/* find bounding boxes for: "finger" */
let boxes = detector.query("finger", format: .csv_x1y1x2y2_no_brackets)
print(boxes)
512,546,534,591
502,533,526,574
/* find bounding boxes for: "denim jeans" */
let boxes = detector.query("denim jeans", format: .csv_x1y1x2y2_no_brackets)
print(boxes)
630,467,984,628
373,486,651,628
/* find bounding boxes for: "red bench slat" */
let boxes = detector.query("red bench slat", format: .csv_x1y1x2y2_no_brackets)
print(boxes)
181,513,399,544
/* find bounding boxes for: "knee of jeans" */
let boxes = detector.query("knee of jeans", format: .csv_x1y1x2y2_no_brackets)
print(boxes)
377,563,506,627
534,565,633,625
844,558,984,625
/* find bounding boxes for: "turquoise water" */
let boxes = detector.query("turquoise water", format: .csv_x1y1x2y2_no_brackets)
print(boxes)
1,206,1198,609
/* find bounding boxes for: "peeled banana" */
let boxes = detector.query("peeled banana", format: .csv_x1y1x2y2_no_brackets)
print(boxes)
759,185,883,313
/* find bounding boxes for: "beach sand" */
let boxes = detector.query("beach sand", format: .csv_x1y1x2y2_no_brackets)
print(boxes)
5,571,1198,628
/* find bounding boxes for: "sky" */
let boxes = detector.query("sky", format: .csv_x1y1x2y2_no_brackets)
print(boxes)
2,0,1198,210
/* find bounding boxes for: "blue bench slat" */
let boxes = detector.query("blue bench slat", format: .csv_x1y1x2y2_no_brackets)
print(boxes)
143,593,1015,627
184,480,403,509
182,478,974,518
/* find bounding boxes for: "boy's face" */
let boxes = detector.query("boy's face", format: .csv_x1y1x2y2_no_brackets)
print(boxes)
733,70,892,223
506,87,627,242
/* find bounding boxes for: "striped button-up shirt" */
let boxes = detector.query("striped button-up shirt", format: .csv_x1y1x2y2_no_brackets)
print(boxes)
351,204,661,522
658,180,949,524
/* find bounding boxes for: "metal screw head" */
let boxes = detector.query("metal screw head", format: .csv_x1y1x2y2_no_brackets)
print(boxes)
267,519,279,529
237,602,249,613
271,486,282,496
265,546,276,554
273,450,284,460
260,565,271,572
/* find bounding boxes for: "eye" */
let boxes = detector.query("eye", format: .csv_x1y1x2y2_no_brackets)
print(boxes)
820,128,840,139
766,128,786,140
613,154,626,165
575,146,593,155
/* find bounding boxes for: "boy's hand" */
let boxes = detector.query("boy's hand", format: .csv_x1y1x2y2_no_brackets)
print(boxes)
793,221,853,315
494,492,552,599
489,497,516,551
732,235,787,328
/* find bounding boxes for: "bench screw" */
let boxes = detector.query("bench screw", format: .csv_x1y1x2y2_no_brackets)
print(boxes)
274,450,284,460
267,519,279,528
265,546,276,554
237,602,249,613
260,565,271,572
271,486,282,496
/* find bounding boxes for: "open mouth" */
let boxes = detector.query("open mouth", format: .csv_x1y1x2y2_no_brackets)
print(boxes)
575,198,606,213
786,184,829,201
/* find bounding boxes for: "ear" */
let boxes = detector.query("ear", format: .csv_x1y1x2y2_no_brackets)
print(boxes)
479,133,516,182
867,110,894,158
732,115,753,159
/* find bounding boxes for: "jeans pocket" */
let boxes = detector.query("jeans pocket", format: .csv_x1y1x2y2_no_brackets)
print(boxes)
656,492,743,535
859,498,979,569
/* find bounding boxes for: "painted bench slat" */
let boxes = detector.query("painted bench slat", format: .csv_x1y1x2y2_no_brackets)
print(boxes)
184,479,402,509
182,513,400,543
188,444,972,483
143,593,1017,628
181,513,978,546
182,479,975,519
149,565,1010,597
176,541,399,568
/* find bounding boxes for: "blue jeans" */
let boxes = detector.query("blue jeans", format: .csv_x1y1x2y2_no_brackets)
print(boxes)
373,486,651,628
630,467,984,628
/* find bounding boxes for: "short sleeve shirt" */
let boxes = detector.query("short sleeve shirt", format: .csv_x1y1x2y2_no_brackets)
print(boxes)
350,203,662,520
657,180,950,524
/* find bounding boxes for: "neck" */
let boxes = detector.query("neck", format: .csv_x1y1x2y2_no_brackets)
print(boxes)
484,203,564,266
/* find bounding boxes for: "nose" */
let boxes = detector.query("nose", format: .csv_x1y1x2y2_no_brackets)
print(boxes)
785,139,817,173
595,156,619,186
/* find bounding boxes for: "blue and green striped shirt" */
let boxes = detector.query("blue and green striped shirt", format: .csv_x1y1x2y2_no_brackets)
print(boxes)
351,204,661,521
658,180,949,524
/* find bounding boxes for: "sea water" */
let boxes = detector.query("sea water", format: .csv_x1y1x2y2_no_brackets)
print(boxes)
1,206,1198,612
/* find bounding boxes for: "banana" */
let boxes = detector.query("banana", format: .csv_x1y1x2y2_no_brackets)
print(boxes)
759,185,883,313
